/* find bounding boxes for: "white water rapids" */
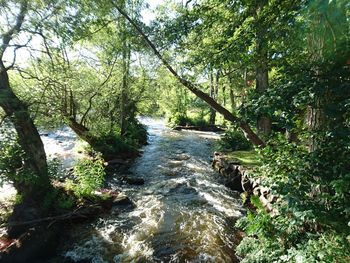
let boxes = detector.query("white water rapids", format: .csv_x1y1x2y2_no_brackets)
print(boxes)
1,118,244,262
56,118,244,262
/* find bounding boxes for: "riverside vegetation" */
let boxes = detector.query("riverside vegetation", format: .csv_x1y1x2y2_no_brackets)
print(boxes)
0,0,349,262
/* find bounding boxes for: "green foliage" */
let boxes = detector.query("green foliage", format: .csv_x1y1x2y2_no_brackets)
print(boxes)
56,195,75,210
124,120,148,147
167,112,191,127
217,129,253,151
167,112,210,128
66,156,105,198
89,119,147,159
236,135,350,262
93,134,134,158
0,127,40,188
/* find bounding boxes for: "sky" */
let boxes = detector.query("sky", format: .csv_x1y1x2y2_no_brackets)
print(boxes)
142,0,164,24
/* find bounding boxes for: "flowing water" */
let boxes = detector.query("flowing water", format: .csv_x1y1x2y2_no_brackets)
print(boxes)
54,118,244,263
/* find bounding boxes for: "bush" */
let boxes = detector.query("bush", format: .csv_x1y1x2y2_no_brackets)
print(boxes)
218,129,253,151
235,135,350,262
124,120,148,146
167,112,210,128
167,113,192,127
66,156,105,198
89,120,147,160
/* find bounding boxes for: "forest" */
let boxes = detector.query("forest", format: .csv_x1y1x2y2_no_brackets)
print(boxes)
0,0,349,262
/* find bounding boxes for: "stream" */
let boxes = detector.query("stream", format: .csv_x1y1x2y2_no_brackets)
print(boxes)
1,118,244,262
50,118,244,263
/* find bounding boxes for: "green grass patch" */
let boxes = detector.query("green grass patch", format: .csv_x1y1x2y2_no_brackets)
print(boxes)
224,150,261,167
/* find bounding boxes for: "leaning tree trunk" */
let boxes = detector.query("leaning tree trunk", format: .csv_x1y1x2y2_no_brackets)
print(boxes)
0,69,50,201
114,4,266,147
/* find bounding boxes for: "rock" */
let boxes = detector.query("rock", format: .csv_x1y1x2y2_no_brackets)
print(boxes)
173,154,190,161
241,173,253,192
123,176,145,185
260,186,270,196
112,193,133,206
253,187,260,196
107,159,125,166
229,159,241,165
168,160,183,168
224,174,244,192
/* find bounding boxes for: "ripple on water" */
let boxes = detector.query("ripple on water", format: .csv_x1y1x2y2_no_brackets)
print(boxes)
60,118,243,262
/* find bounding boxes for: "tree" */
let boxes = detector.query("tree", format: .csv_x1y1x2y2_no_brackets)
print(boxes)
113,3,266,147
15,0,148,159
254,0,271,135
0,0,51,203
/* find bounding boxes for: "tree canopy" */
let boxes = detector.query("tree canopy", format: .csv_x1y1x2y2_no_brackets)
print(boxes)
0,0,349,261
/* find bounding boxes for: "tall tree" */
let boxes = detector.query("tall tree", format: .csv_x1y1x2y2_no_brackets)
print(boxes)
254,0,271,135
113,3,266,147
0,0,51,202
305,0,348,151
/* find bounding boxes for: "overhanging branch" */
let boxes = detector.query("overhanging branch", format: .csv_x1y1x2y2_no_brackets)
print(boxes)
112,3,266,147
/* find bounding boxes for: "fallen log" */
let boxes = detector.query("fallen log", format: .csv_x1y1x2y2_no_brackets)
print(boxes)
174,125,225,132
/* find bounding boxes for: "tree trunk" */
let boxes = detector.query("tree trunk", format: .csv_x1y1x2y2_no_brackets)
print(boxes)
120,3,130,137
209,70,216,125
255,0,272,136
114,5,266,147
0,69,50,201
306,99,325,152
229,87,235,113
67,117,97,147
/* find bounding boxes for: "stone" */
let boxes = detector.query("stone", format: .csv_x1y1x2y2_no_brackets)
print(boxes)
107,159,125,166
123,177,145,185
112,193,133,206
168,160,183,168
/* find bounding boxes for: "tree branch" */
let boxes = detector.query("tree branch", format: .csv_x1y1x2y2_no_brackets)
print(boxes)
113,3,266,147
0,0,28,68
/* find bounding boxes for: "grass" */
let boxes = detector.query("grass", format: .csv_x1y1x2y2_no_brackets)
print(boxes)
224,150,261,167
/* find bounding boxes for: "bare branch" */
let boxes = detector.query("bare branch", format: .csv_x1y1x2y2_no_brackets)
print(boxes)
80,93,98,126
0,0,28,68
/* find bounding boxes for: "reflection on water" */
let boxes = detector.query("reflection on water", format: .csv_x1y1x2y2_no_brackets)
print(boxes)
60,117,244,263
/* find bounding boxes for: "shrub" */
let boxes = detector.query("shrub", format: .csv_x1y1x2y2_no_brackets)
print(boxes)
124,120,148,146
235,135,350,262
218,129,253,151
167,112,191,127
89,120,147,160
66,156,105,198
167,112,210,128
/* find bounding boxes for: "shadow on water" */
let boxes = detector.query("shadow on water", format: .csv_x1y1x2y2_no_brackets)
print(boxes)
50,118,244,262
